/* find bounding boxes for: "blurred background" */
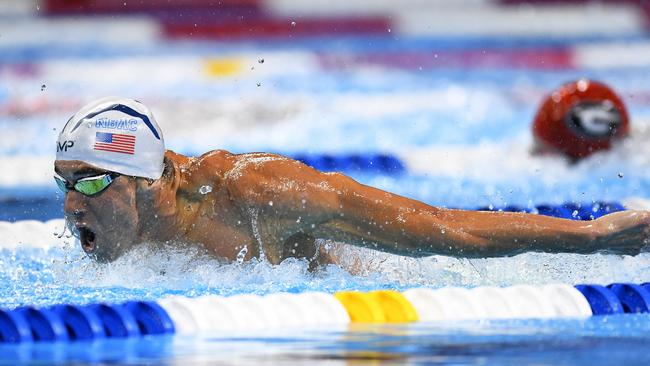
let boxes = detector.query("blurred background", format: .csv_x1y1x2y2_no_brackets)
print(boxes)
2,0,650,221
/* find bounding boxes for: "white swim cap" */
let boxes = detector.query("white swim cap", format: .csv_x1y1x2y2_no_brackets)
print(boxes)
56,97,165,179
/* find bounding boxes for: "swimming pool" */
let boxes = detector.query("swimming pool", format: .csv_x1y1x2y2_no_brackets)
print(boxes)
4,2,650,364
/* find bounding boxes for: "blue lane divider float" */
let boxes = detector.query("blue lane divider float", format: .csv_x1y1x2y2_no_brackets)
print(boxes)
15,307,68,342
0,308,33,343
608,284,650,314
50,304,106,341
574,285,624,315
0,301,173,344
478,201,626,220
575,283,650,315
292,153,406,174
87,304,140,338
3,282,650,343
124,301,175,335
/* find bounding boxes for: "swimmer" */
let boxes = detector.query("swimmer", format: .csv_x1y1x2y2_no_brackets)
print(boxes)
532,79,629,160
54,97,650,266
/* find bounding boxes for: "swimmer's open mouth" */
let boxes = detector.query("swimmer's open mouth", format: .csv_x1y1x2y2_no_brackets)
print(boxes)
78,226,97,254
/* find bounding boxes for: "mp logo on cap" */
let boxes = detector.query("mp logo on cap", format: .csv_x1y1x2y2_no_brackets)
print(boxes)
57,140,74,152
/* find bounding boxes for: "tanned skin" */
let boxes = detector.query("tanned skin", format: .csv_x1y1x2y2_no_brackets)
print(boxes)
54,150,650,266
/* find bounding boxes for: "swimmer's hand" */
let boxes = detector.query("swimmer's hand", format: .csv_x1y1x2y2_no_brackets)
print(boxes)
593,210,650,255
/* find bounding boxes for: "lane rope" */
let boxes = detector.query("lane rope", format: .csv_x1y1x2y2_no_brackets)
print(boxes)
3,282,650,343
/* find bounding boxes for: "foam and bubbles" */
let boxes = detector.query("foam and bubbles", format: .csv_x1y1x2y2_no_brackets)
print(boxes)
2,235,650,309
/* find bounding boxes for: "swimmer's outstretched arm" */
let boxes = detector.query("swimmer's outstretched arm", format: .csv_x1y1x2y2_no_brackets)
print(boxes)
232,154,650,259
311,172,650,258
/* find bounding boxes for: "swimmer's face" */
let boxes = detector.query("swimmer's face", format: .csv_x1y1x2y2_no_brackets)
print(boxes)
54,160,140,262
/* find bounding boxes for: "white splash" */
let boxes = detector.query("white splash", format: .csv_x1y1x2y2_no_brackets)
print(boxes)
199,185,213,195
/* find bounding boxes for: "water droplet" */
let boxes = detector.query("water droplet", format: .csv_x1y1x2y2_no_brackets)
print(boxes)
40,84,46,91
199,185,213,195
268,201,273,206
577,79,589,92
618,172,624,178
290,21,296,27
236,246,248,263
258,58,264,64
301,199,307,205
387,28,391,33
572,210,579,218
296,217,301,223
256,82,261,87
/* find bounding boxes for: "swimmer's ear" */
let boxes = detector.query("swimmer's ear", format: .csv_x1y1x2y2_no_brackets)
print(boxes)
143,157,174,186
135,156,178,216
161,156,175,181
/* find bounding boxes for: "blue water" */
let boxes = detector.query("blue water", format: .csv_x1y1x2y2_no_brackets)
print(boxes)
3,316,650,365
3,18,650,364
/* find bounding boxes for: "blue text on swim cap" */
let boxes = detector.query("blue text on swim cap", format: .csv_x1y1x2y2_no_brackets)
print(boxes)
95,117,138,132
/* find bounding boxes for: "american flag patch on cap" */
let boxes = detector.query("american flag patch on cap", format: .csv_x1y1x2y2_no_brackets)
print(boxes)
94,132,136,155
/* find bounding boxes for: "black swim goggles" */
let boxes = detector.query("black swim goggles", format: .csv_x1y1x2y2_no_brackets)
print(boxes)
54,173,119,196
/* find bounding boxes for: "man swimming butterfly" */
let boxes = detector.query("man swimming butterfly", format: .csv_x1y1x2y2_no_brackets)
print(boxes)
54,97,650,267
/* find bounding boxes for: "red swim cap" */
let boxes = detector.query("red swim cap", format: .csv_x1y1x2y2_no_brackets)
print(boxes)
532,79,629,160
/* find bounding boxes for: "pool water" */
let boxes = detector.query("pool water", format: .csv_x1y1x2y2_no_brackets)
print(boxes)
3,316,650,365
4,6,650,365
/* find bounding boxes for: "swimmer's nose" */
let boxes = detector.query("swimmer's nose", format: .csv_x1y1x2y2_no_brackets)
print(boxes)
63,190,87,218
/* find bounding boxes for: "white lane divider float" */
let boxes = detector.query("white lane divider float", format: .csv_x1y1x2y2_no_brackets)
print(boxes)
541,284,593,317
228,294,276,330
158,292,352,334
404,285,593,322
0,219,67,250
157,296,201,334
468,286,515,319
501,285,556,318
